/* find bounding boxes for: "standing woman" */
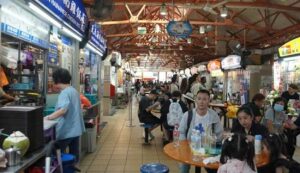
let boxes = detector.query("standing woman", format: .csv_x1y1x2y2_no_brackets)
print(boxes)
45,68,85,162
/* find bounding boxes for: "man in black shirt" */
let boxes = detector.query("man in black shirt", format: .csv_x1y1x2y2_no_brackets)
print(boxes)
138,90,161,140
281,84,299,102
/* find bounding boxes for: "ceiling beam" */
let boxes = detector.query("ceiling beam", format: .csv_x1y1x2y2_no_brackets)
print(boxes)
113,2,300,12
100,20,268,32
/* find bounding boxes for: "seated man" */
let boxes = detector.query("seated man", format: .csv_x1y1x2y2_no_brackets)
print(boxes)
138,89,161,140
160,90,188,144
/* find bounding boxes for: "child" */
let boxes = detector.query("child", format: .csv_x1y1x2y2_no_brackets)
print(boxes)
260,133,300,173
218,133,257,173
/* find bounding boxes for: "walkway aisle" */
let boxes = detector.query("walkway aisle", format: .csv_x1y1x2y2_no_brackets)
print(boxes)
79,97,180,173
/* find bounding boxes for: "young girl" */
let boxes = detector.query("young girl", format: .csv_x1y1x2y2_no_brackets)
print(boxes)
218,133,257,173
260,133,300,173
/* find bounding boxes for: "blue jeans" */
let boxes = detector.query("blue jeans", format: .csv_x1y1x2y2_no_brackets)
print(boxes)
56,136,80,162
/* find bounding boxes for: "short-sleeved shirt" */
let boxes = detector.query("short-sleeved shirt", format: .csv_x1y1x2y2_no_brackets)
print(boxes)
264,108,287,133
243,102,262,118
55,86,86,140
138,96,153,122
0,87,5,97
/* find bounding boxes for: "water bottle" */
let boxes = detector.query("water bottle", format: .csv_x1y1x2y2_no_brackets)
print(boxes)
173,124,180,147
255,135,262,155
190,129,197,150
191,130,201,161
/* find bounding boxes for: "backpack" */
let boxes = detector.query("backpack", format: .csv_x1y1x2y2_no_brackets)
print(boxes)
167,99,183,126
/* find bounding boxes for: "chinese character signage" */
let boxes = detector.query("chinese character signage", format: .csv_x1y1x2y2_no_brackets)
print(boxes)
0,0,49,48
89,22,106,52
34,0,88,35
278,37,300,58
167,21,192,38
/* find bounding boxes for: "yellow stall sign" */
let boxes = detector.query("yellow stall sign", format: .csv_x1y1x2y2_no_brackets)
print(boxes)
278,37,300,58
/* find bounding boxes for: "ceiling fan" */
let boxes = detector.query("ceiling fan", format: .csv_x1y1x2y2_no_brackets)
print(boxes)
203,0,228,15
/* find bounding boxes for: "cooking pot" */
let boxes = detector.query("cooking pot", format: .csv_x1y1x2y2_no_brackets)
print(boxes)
5,146,21,166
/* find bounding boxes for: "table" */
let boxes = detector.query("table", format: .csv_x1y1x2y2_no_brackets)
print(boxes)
163,140,269,172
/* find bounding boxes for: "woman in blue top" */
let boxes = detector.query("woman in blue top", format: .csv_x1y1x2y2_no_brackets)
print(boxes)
45,68,85,161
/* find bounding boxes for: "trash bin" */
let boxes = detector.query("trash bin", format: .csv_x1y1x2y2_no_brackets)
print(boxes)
85,121,97,153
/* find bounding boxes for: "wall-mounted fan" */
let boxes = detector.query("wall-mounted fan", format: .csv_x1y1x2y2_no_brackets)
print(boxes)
203,0,228,15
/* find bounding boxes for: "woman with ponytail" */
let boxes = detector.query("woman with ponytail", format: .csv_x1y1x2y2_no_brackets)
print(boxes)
218,133,257,173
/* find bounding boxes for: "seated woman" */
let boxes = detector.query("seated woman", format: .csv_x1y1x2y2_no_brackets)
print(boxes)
232,106,269,142
259,133,300,173
263,97,287,133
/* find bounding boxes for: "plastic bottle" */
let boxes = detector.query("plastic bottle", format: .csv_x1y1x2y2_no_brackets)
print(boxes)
255,135,262,155
173,124,180,147
190,129,197,150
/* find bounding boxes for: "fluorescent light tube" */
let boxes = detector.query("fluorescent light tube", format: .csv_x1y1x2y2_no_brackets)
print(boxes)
87,43,103,56
62,27,82,41
29,2,62,29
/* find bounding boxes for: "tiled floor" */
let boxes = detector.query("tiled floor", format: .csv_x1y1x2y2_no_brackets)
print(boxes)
79,97,300,173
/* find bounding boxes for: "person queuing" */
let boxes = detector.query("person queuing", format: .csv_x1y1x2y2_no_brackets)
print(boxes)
179,89,223,173
138,89,161,141
218,133,256,173
231,106,269,142
44,68,85,162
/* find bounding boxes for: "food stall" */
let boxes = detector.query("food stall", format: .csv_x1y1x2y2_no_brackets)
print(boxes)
222,55,272,105
207,60,224,103
0,0,49,107
276,37,300,91
275,37,300,115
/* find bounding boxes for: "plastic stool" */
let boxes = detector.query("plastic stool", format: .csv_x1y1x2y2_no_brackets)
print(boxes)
61,153,76,173
140,123,154,143
140,163,169,173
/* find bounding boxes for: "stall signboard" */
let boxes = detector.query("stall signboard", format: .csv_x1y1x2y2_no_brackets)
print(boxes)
221,55,242,70
89,22,106,52
0,0,49,48
278,37,300,58
207,60,221,72
33,0,88,36
167,21,192,38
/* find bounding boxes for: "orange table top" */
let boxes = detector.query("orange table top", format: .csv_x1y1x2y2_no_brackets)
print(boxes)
163,140,269,169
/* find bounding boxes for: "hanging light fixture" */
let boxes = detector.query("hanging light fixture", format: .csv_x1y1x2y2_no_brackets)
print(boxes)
220,6,228,18
155,24,161,33
187,38,192,44
199,26,205,34
160,3,167,16
179,45,183,50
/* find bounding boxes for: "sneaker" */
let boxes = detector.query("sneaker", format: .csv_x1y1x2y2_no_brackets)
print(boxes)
149,133,155,141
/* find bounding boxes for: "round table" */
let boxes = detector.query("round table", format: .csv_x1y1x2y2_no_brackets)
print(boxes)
163,140,269,170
